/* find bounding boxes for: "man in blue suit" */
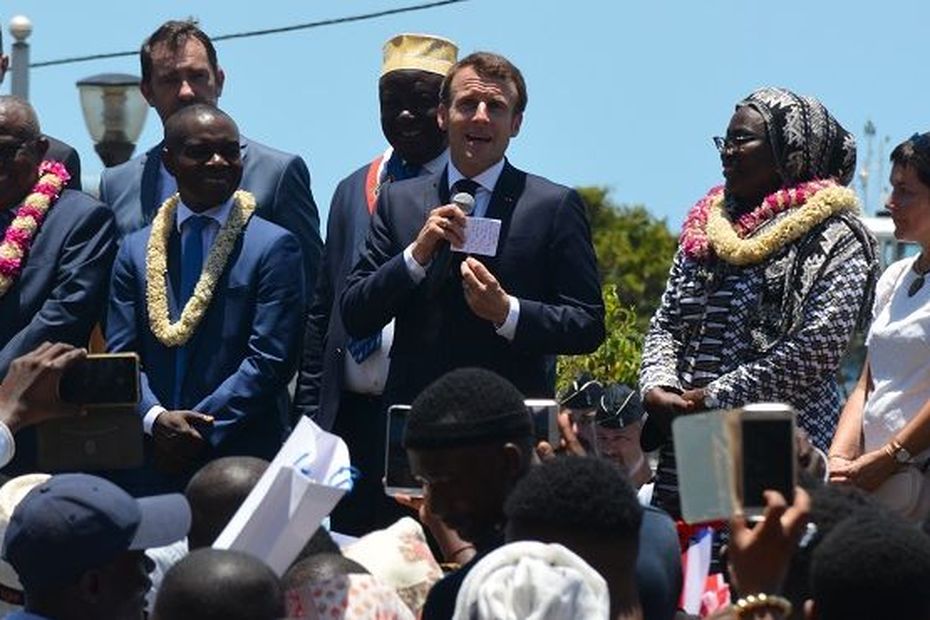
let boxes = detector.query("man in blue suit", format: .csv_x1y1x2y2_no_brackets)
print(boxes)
0,96,115,473
293,33,457,534
107,104,305,491
0,96,114,377
341,52,605,408
99,20,321,298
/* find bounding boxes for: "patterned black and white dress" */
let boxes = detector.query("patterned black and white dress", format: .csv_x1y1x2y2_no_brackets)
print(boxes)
639,208,876,518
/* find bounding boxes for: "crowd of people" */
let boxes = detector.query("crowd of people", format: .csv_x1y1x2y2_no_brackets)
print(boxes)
0,12,930,620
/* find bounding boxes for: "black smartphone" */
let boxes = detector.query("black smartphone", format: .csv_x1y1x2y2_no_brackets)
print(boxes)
59,353,140,406
526,399,560,447
739,403,796,518
383,404,423,498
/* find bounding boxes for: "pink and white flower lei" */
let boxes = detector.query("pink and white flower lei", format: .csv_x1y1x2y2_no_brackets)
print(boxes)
0,160,70,298
679,179,836,261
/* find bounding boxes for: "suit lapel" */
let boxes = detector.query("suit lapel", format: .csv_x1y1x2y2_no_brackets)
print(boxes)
484,160,521,221
140,143,162,226
483,161,524,260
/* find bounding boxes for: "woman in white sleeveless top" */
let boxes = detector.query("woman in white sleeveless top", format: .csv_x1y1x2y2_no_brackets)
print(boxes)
831,132,930,521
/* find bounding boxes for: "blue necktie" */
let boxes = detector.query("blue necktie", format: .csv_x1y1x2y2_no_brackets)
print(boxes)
174,215,209,405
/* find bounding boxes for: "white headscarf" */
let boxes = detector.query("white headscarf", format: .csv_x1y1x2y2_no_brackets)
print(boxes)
452,541,610,620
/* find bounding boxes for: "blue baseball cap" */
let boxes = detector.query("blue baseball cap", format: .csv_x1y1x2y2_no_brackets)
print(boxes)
1,473,190,591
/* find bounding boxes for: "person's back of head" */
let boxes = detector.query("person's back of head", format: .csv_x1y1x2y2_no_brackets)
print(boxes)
153,548,282,620
404,368,533,549
782,484,878,618
452,541,609,620
404,367,532,454
282,553,369,592
504,455,643,618
185,456,268,549
808,511,930,620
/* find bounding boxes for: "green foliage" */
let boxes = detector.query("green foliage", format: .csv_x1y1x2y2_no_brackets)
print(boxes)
556,187,677,390
556,283,643,393
577,186,677,329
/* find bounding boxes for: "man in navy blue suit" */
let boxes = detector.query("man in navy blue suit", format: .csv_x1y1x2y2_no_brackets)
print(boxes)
99,20,321,299
341,52,605,407
107,104,304,491
0,96,115,378
293,33,457,534
0,96,115,474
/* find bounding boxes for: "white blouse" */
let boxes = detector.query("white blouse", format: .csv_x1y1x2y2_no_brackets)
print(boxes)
863,256,930,459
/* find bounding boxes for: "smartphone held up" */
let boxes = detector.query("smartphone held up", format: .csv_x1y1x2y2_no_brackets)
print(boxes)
673,402,796,523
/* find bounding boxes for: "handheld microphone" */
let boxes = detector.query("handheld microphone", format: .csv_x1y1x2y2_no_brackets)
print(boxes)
451,191,475,216
426,192,476,296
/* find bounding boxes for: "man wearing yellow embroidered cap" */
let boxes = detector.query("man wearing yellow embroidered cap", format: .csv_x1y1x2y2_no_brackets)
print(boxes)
107,104,305,493
293,33,456,535
294,34,458,535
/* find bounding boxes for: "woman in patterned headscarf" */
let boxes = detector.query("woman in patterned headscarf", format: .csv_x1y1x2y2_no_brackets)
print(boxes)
639,87,878,519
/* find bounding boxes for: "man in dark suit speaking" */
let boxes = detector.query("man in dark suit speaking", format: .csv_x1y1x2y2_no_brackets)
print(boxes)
341,52,605,406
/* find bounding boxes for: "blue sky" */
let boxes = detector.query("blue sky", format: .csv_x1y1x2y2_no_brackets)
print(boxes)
3,0,925,231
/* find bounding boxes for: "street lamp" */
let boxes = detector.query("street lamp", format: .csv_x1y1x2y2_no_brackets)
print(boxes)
76,73,148,167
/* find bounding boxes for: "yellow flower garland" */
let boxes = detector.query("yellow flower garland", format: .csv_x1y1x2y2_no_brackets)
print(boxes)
705,185,859,266
146,190,257,347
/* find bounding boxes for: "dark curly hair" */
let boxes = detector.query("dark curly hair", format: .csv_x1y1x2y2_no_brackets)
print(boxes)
504,455,642,541
404,367,531,450
811,510,930,620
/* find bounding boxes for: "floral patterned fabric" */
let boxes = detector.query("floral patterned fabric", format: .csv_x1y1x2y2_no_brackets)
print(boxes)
342,517,443,615
285,573,414,620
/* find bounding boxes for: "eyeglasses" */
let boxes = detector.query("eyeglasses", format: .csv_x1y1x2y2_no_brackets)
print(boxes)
0,138,35,164
712,134,765,154
179,141,241,163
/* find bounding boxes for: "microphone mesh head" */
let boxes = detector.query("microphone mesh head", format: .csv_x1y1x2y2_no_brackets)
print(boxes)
451,192,475,215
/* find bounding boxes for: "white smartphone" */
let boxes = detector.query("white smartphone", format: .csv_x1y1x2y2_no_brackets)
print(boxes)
737,403,796,519
382,404,424,498
525,399,560,447
673,403,797,523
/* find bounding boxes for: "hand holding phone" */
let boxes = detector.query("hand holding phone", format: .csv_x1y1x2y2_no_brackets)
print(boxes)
0,342,84,431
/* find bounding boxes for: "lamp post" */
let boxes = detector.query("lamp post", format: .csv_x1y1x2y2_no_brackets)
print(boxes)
9,15,32,99
76,73,148,167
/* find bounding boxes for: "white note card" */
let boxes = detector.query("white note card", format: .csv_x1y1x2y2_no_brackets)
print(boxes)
452,217,501,257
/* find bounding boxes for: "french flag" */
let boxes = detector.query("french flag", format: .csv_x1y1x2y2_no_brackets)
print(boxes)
678,527,730,615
